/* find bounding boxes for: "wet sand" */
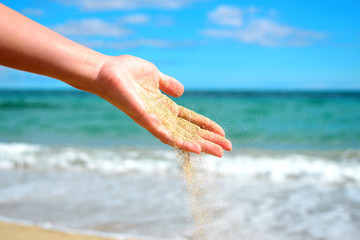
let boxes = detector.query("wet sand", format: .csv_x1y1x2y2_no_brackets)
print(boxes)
0,221,138,240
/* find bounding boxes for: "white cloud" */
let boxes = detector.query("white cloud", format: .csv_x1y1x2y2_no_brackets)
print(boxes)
82,39,195,49
61,0,202,10
22,8,43,16
247,6,259,14
208,5,243,26
53,19,129,37
109,39,175,48
236,19,296,45
154,16,174,27
208,5,260,26
119,14,150,25
203,6,326,47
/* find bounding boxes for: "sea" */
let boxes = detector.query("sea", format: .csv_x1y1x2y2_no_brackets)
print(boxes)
0,90,359,240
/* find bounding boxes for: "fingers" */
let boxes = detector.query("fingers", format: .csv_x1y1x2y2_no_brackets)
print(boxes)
198,139,224,158
155,129,202,154
174,138,202,154
159,72,184,97
177,119,231,157
140,115,202,154
136,99,230,157
143,116,225,157
199,129,232,151
178,106,226,137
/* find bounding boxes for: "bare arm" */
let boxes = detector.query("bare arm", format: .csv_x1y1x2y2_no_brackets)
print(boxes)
0,3,232,157
0,3,104,90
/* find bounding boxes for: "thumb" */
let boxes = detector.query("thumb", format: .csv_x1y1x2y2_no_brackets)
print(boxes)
159,72,184,97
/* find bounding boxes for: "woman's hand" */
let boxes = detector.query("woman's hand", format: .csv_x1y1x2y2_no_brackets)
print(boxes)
0,4,231,157
90,55,232,157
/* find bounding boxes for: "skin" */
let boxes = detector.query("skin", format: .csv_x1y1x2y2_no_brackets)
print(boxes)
0,4,232,157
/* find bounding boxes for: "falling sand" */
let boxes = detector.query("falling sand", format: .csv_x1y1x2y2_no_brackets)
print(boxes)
140,90,226,239
177,151,224,240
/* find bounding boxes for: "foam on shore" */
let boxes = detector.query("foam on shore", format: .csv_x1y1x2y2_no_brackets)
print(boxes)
1,142,359,184
0,217,182,240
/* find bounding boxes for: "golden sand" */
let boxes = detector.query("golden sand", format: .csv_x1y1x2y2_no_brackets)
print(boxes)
177,151,223,240
0,221,139,240
140,91,201,146
141,91,223,239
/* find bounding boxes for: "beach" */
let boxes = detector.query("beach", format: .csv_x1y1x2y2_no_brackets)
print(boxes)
0,221,119,240
1,90,360,240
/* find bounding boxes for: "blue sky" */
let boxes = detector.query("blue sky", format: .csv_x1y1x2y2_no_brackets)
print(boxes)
0,0,359,90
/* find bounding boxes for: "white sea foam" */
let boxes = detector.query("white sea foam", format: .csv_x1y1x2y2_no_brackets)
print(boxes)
0,142,359,184
1,142,360,240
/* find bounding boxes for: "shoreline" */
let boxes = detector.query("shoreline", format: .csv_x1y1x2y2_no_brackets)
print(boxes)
0,221,116,240
0,218,177,240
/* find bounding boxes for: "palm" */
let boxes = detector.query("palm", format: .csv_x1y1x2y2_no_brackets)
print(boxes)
93,55,231,157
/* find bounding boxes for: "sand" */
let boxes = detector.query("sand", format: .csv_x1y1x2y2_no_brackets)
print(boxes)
140,91,201,145
141,91,221,239
177,151,222,240
0,221,138,240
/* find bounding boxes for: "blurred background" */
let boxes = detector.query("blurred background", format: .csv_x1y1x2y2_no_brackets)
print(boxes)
0,1,359,240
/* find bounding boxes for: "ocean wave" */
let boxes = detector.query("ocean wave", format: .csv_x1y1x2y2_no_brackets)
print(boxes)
0,143,176,173
0,142,359,184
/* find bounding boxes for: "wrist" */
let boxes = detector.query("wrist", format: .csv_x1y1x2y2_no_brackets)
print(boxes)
67,51,109,92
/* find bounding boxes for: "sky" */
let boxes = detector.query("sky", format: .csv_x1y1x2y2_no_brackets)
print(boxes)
0,0,359,90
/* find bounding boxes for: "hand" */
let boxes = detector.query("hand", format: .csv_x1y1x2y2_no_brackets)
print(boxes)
0,4,231,156
89,55,232,157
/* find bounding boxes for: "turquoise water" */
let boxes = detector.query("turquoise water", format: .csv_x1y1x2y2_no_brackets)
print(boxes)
1,90,359,149
1,90,360,240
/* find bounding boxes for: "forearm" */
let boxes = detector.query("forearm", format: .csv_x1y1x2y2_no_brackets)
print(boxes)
0,3,106,90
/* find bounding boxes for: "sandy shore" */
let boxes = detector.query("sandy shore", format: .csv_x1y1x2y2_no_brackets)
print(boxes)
0,221,138,240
